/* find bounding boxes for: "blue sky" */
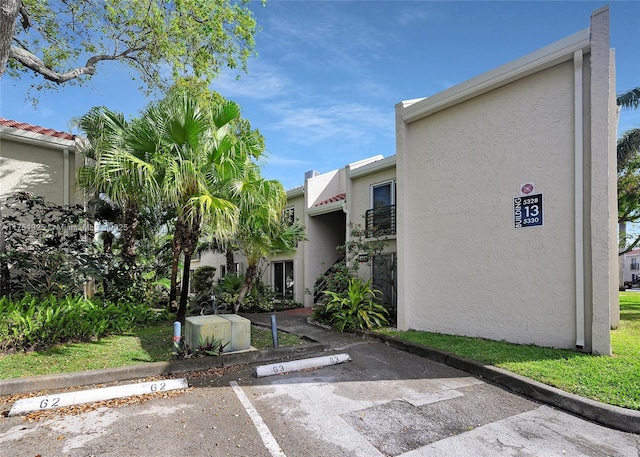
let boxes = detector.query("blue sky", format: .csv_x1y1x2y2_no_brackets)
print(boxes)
1,1,639,190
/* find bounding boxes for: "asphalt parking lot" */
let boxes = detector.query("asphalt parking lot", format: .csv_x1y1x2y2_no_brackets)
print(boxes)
0,312,639,456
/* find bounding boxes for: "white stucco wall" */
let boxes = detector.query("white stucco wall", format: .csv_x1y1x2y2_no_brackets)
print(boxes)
0,138,81,206
265,192,307,304
400,63,577,348
396,7,615,353
306,168,347,208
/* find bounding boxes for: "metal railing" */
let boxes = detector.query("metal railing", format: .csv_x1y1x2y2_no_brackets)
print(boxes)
365,205,396,238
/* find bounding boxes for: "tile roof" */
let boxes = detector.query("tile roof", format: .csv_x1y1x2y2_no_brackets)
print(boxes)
313,193,346,207
0,118,76,141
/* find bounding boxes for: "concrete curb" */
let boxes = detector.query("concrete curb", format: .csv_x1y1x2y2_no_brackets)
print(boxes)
361,330,640,435
0,342,324,397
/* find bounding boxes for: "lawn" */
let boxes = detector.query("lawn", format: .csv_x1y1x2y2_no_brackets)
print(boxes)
0,322,305,380
1,295,638,411
379,291,640,411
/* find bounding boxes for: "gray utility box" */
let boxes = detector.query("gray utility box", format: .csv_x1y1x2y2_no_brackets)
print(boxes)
184,314,251,353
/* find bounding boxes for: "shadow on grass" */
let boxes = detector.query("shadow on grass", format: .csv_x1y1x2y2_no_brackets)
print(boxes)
135,321,174,362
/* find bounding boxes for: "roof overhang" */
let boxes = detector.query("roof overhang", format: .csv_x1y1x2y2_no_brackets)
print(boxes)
349,155,396,179
0,125,77,151
307,200,345,217
286,186,304,199
402,28,590,124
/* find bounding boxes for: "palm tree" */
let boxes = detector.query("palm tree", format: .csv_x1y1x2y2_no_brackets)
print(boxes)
617,86,640,258
618,87,640,110
231,173,306,312
76,107,157,270
131,94,259,324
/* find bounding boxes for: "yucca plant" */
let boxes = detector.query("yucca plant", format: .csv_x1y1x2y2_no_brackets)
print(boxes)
322,278,389,332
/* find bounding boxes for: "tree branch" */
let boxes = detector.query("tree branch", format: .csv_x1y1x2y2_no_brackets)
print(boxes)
9,44,146,84
620,234,640,256
19,3,31,30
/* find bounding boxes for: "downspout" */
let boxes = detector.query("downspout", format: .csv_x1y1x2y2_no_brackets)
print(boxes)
574,50,585,349
63,149,70,205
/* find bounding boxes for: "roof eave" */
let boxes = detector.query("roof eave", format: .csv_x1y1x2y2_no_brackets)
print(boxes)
402,28,590,124
308,200,344,217
0,125,77,150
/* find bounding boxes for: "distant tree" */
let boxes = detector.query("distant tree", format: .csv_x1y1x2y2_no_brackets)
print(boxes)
617,86,640,256
232,176,306,312
0,0,260,97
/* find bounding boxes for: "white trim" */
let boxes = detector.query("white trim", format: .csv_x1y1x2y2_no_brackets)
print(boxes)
402,29,590,123
349,155,396,179
0,125,76,151
286,186,304,198
574,50,585,349
371,179,396,208
307,199,344,216
63,149,70,205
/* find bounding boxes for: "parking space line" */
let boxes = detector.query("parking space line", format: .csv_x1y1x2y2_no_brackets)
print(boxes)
230,381,287,457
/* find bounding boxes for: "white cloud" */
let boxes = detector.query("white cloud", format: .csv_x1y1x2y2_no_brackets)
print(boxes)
213,62,291,100
264,99,392,145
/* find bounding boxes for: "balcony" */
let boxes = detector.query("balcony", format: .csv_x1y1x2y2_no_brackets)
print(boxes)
365,205,396,238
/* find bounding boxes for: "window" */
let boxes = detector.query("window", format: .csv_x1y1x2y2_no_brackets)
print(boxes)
219,263,241,278
283,207,295,225
366,180,396,237
273,261,294,299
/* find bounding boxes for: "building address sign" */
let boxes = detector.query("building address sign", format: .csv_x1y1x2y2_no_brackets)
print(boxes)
514,193,543,228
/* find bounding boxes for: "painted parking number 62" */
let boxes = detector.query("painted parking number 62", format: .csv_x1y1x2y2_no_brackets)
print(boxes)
150,382,166,392
39,397,60,409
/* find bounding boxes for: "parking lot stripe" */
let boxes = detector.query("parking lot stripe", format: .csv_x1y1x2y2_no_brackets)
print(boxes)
230,381,287,457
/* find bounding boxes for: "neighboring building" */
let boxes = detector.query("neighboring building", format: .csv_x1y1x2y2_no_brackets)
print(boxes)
0,118,82,206
620,249,640,288
395,6,617,354
261,156,398,313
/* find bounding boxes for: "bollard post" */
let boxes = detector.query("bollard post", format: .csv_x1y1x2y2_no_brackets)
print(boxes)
270,314,279,348
172,321,181,359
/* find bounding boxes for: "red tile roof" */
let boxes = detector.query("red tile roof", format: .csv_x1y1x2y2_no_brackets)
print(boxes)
0,118,75,141
313,193,346,207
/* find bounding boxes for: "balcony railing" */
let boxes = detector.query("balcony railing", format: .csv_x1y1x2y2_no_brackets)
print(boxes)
365,205,396,238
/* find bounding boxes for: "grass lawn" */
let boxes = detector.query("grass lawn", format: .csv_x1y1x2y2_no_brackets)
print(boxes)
1,295,638,411
379,291,640,411
0,322,305,381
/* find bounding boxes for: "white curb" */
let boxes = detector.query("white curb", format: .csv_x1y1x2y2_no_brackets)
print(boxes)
8,378,188,417
255,353,351,378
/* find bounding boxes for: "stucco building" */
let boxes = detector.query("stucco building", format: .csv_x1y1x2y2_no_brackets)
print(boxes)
395,6,617,354
0,118,81,206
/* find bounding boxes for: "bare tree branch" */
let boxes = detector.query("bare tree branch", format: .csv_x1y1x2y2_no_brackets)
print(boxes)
9,44,146,84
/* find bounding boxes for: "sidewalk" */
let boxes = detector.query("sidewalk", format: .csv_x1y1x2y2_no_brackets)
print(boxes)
1,308,639,434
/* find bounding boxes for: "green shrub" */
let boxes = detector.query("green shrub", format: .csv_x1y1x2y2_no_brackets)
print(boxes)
0,294,166,353
319,278,389,332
